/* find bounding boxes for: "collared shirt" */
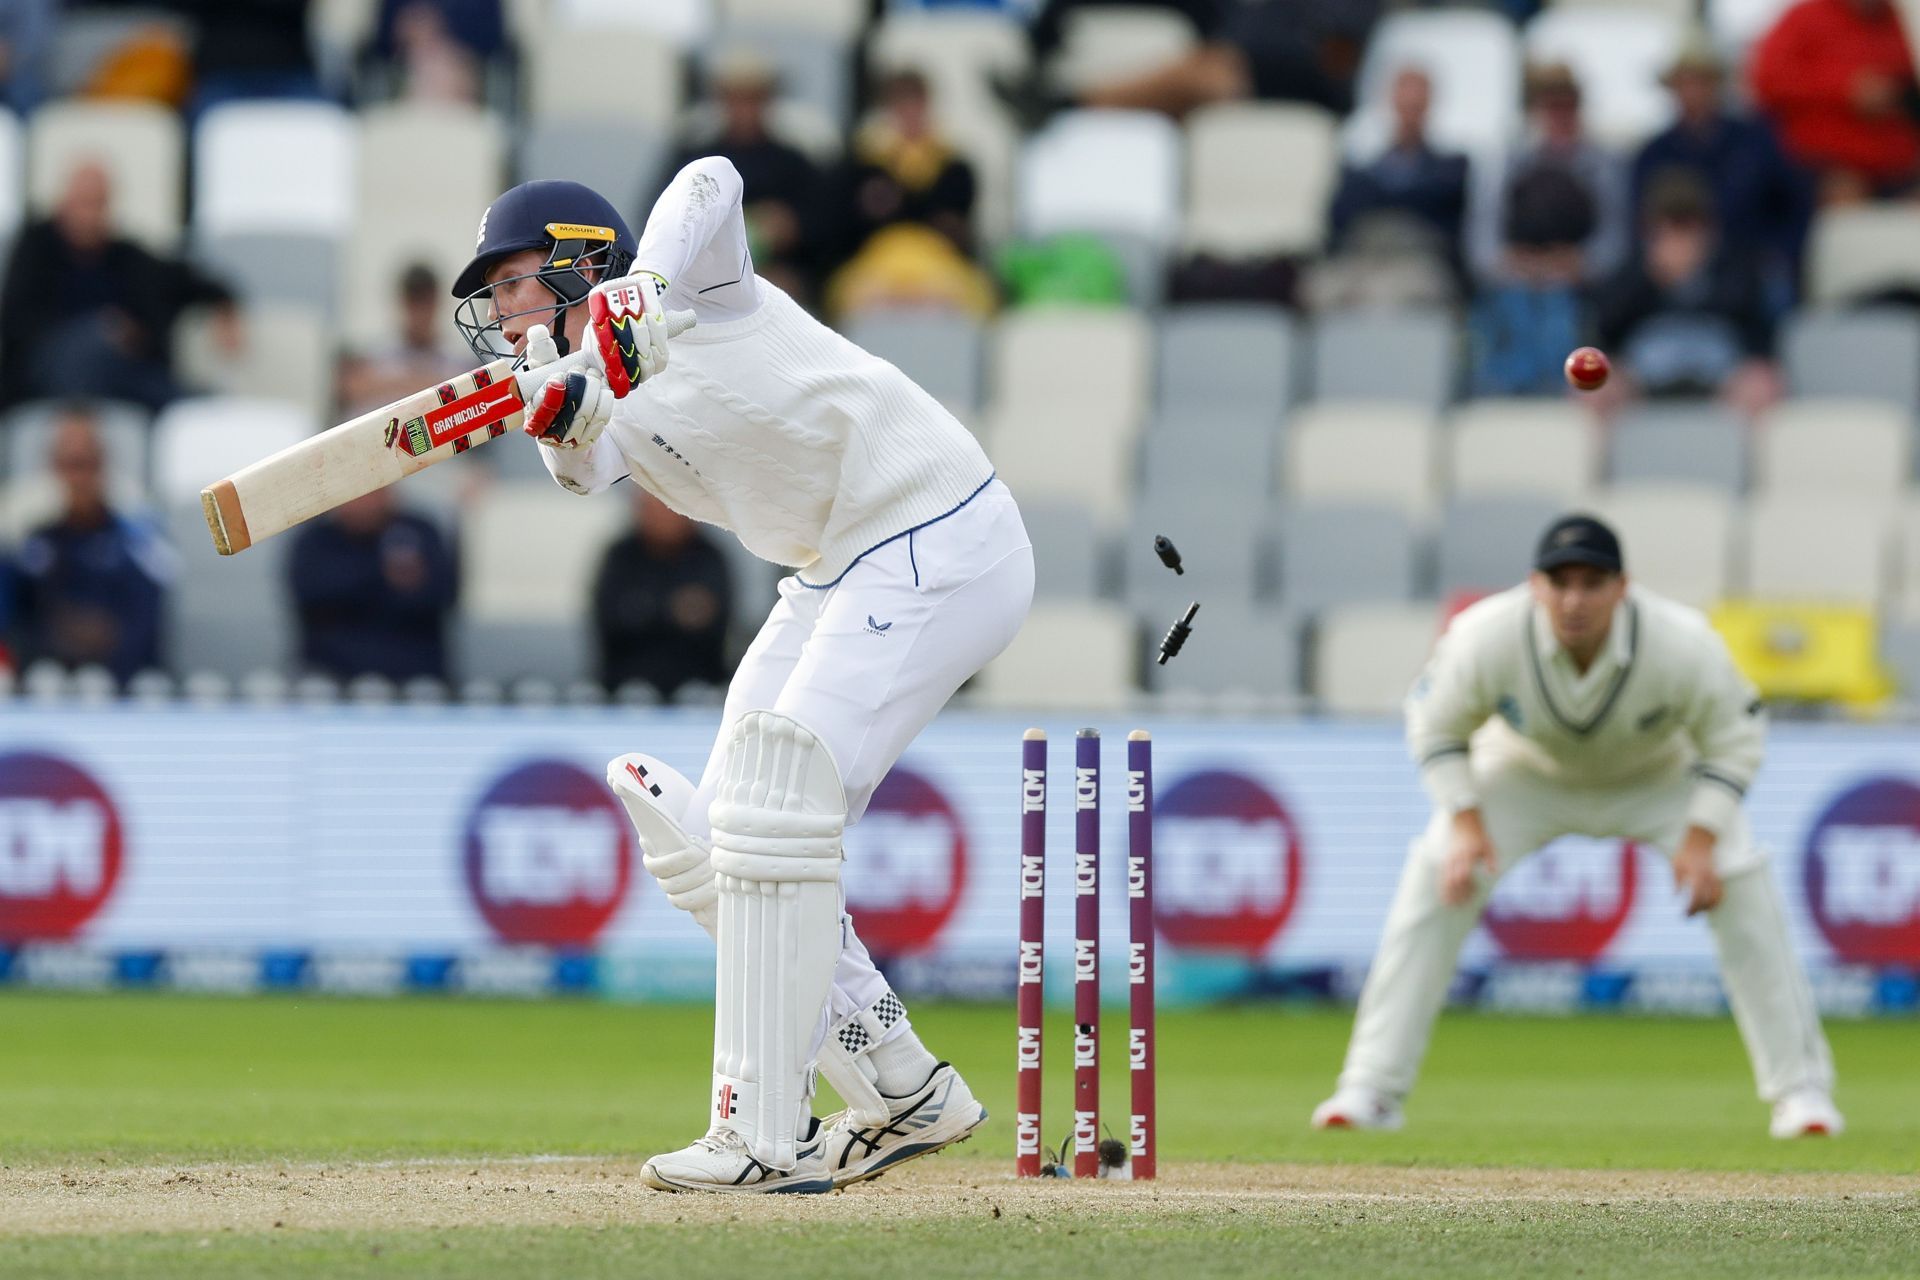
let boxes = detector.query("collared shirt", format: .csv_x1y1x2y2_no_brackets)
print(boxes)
1407,583,1765,835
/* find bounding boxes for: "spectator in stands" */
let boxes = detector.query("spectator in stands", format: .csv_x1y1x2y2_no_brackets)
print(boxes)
1751,0,1920,202
187,0,323,114
0,0,54,112
373,0,507,66
1326,65,1470,271
1635,38,1811,311
288,488,457,684
0,162,241,413
824,69,997,318
664,53,823,301
10,409,171,684
337,262,469,418
1592,172,1782,417
592,490,732,698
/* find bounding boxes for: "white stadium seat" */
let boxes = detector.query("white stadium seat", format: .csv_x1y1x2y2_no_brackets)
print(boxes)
1346,10,1522,162
1524,7,1682,149
1894,500,1920,621
176,304,334,420
1046,6,1199,94
460,483,627,621
1017,109,1183,250
1708,0,1799,58
991,307,1151,431
987,402,1137,523
152,397,316,506
1742,495,1892,604
1807,204,1920,305
718,0,866,39
1283,402,1440,518
1447,399,1597,501
1758,400,1912,499
27,100,184,250
526,21,686,128
1185,102,1339,257
1590,484,1735,609
976,601,1136,711
194,101,357,242
0,109,22,248
1313,602,1439,716
554,0,712,46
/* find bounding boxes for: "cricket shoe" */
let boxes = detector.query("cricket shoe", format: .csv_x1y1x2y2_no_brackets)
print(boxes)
641,1120,834,1194
819,1062,988,1187
1310,1086,1405,1131
1769,1088,1844,1139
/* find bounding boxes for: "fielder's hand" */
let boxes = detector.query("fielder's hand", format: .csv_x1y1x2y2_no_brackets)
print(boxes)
587,271,674,396
1672,826,1723,917
1440,808,1497,907
522,324,614,450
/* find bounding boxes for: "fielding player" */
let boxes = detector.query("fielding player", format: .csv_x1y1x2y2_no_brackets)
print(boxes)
1313,515,1843,1140
451,162,1034,1192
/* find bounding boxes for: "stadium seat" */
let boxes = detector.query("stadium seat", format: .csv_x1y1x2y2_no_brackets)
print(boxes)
1311,307,1456,407
1757,400,1911,498
718,0,866,40
1283,402,1440,517
699,26,856,133
193,102,357,243
1137,412,1274,511
1881,617,1920,699
991,307,1152,432
1523,7,1682,149
1742,494,1892,603
975,600,1136,710
1312,602,1438,716
1589,483,1735,608
1447,399,1597,500
1807,204,1920,305
553,0,713,46
1607,403,1748,491
1156,304,1298,418
988,403,1137,522
1436,496,1564,596
27,100,184,250
1119,499,1262,616
347,103,508,340
197,233,339,318
1017,110,1183,251
1020,499,1105,599
516,121,671,220
456,619,595,685
1708,0,1800,59
841,307,985,418
152,397,315,507
176,304,333,420
1143,602,1300,701
1781,308,1920,414
460,483,627,621
164,500,295,679
1712,599,1892,708
1046,6,1200,93
1184,103,1339,257
1895,500,1920,620
1270,502,1422,614
0,109,22,250
1345,9,1521,162
526,20,686,129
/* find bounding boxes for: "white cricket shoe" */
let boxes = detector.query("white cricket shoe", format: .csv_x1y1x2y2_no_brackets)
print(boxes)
1770,1088,1844,1139
1311,1085,1405,1131
818,1062,988,1187
641,1121,834,1194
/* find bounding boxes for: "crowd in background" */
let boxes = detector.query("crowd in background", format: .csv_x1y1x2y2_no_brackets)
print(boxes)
1,0,1917,694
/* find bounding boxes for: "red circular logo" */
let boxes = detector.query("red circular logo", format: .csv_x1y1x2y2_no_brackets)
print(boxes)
1482,838,1638,961
1803,777,1920,965
842,767,967,956
1153,769,1303,956
0,751,124,941
462,760,635,946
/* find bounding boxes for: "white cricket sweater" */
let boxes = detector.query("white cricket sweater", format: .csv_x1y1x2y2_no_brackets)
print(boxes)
540,156,995,583
1405,584,1768,837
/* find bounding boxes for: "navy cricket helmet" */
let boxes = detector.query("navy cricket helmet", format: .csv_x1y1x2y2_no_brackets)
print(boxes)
452,180,636,361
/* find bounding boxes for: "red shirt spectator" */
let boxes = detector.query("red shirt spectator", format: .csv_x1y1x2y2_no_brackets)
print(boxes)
1750,0,1920,195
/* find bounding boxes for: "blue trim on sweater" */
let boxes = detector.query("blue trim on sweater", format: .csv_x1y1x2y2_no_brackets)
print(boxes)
796,473,996,591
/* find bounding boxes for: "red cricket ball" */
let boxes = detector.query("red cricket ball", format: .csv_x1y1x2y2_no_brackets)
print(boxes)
1565,346,1610,392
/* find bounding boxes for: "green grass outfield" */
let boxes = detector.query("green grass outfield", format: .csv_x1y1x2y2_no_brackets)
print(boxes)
1,993,1916,1278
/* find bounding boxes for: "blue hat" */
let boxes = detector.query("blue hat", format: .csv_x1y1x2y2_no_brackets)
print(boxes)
451,180,635,299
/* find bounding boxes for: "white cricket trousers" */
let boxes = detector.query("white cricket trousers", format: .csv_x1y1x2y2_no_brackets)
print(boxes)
1339,754,1834,1104
682,478,1034,1045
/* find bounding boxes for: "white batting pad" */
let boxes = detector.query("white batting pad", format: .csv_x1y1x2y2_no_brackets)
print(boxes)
606,753,716,928
708,711,847,1169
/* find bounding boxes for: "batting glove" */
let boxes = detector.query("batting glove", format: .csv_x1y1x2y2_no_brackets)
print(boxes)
523,340,616,452
586,271,674,397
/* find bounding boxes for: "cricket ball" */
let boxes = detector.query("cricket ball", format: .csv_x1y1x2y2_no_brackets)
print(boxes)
1565,346,1610,392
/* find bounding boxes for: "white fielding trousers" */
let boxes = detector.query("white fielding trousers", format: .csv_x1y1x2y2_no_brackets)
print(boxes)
683,478,1034,1045
1339,753,1835,1104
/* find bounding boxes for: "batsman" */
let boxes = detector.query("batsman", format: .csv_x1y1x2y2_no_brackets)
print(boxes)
1313,515,1843,1140
451,160,1034,1192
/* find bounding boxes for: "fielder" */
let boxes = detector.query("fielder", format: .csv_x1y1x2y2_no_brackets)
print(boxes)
1312,515,1843,1140
450,160,1034,1192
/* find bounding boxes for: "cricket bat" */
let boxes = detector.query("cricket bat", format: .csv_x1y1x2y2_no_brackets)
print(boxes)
200,312,693,555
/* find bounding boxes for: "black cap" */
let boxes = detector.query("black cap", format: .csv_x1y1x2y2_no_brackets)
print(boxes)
1534,514,1624,574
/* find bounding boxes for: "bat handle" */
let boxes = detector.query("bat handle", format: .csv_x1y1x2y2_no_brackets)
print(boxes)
664,309,697,338
508,311,699,398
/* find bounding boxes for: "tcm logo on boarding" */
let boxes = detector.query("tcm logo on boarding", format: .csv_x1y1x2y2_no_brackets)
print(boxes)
1153,769,1303,956
0,752,124,941
841,766,967,955
462,760,635,947
1481,837,1637,962
1804,777,1920,964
